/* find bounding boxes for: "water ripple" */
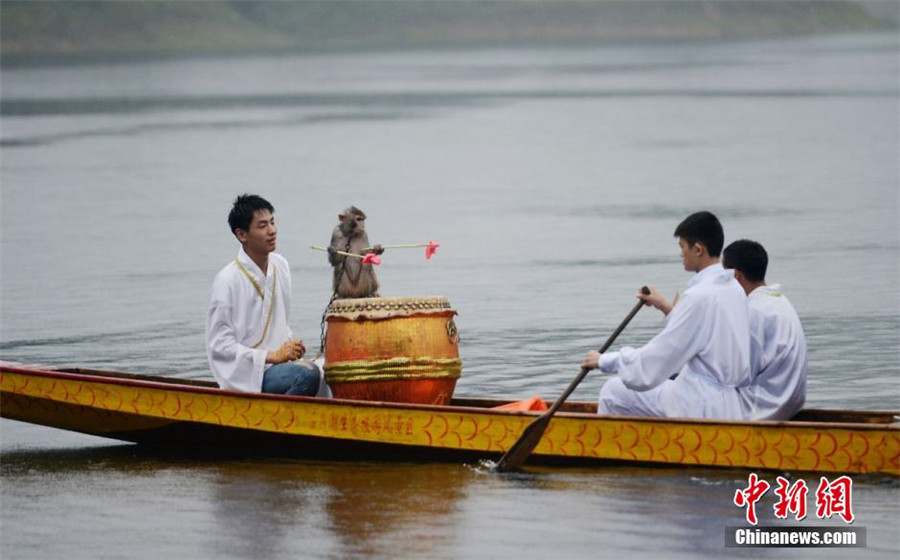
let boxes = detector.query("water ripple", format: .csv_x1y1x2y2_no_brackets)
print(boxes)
3,88,895,117
531,203,800,220
1,110,427,148
534,256,680,268
0,322,193,350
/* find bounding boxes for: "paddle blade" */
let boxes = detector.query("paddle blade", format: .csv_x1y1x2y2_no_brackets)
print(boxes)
492,412,553,472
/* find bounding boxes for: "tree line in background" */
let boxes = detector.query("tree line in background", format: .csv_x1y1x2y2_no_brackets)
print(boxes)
1,1,895,65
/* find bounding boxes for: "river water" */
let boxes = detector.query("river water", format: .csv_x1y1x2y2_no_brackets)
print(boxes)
1,32,898,559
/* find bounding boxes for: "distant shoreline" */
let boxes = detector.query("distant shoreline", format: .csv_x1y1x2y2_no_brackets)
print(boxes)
2,0,896,68
3,30,898,71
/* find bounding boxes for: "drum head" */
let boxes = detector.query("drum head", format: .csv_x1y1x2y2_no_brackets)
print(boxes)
326,296,455,321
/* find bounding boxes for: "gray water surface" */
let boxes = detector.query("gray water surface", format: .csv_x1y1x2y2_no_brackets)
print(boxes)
1,33,898,559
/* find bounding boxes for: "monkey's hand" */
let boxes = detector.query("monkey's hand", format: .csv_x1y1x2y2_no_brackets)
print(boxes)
372,244,385,255
327,246,342,265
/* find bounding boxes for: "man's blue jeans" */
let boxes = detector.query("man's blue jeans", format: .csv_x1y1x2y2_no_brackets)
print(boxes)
262,361,321,396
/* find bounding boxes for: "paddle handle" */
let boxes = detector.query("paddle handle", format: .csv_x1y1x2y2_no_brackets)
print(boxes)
545,286,649,416
599,286,650,353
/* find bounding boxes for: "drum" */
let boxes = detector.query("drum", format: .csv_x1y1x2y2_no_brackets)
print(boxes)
324,296,462,405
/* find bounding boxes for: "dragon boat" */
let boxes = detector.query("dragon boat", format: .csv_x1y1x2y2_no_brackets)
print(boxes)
2,362,898,476
4,296,898,475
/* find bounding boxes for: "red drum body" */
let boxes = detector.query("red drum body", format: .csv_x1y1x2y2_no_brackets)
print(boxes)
324,297,461,405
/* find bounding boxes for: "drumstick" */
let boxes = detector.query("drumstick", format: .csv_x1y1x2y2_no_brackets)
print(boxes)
363,243,427,250
309,245,364,259
309,246,382,265
365,241,440,260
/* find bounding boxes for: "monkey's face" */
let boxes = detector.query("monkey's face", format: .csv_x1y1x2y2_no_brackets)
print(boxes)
340,213,366,237
352,214,366,234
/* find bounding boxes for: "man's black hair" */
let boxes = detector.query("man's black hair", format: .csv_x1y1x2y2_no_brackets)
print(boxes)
673,211,724,257
722,239,768,283
228,194,274,234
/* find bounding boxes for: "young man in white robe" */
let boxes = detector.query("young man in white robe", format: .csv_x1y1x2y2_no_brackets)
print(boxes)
582,211,752,419
723,239,807,420
206,194,321,396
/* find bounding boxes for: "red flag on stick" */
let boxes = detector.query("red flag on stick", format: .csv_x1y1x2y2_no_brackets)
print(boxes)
425,241,439,260
362,253,382,265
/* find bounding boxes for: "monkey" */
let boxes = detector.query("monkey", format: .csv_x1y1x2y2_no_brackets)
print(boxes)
328,206,384,299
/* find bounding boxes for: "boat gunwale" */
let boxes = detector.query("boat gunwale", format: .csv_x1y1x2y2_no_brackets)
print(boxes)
2,362,898,431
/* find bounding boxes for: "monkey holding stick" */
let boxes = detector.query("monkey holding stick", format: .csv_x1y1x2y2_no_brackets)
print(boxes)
328,206,384,299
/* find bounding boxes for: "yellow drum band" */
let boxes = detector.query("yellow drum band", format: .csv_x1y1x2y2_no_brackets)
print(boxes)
324,357,462,384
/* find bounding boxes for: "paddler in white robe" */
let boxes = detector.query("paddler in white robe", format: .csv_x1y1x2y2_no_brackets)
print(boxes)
583,211,752,419
723,239,807,420
206,194,329,396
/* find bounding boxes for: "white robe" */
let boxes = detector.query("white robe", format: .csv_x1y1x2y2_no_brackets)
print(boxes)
598,263,752,419
737,284,807,420
206,249,294,392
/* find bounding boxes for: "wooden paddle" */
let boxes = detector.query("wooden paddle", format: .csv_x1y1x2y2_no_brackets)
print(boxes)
493,286,650,472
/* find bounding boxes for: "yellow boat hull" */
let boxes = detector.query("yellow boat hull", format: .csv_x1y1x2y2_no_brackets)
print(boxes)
2,364,897,476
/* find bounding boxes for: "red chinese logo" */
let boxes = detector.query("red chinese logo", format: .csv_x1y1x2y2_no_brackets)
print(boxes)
773,477,808,521
733,473,771,525
734,474,854,525
815,476,854,523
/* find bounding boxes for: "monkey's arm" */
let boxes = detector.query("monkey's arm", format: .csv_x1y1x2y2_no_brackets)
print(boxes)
328,230,346,266
354,232,374,256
